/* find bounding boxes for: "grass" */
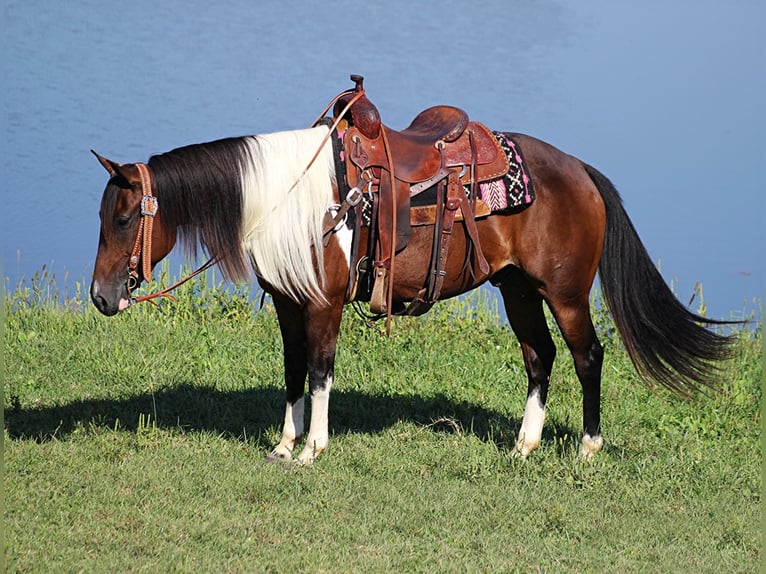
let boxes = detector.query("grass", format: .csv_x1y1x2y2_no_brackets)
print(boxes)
3,265,762,573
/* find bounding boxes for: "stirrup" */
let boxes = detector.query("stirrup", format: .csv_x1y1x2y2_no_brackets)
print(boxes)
369,266,388,315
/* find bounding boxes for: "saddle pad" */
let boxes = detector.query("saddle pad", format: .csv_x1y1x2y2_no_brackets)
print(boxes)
409,131,535,212
476,132,535,211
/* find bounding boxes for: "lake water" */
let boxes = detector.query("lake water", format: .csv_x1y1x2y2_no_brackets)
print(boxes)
3,1,763,322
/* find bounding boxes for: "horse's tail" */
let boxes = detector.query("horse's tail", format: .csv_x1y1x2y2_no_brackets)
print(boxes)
585,163,736,394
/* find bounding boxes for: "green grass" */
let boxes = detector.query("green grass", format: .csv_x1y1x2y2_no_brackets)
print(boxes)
3,267,762,573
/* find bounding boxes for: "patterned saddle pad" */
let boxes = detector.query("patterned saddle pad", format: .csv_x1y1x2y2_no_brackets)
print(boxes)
477,132,535,211
409,131,535,212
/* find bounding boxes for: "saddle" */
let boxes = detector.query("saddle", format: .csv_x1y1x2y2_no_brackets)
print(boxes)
331,76,508,324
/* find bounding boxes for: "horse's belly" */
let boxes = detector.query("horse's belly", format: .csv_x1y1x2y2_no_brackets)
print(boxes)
390,224,492,301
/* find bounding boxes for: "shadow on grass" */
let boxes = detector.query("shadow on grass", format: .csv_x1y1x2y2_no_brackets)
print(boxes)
5,383,579,453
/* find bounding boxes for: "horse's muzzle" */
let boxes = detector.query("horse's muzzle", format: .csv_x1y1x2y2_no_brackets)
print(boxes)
90,279,127,316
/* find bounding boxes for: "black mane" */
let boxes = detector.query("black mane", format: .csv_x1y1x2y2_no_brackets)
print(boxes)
148,137,254,282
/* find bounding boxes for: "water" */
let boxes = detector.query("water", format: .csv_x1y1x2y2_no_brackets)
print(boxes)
3,1,763,321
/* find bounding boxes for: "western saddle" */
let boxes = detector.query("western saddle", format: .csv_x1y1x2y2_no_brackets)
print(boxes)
326,75,508,325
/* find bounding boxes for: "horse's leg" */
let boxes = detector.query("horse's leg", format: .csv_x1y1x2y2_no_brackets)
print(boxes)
547,296,604,459
268,292,344,465
296,298,344,465
267,293,309,461
498,268,557,458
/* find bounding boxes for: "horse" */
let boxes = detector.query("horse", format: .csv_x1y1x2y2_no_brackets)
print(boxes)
89,89,734,465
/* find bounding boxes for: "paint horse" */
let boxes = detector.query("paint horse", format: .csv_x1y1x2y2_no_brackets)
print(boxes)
90,77,734,464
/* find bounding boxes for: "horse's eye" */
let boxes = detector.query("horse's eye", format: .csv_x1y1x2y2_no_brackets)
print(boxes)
116,215,132,229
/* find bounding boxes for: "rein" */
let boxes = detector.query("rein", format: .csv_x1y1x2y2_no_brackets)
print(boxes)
125,88,367,310
125,162,217,308
281,87,367,201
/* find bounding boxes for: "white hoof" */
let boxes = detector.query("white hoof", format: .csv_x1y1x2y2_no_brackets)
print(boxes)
512,434,541,459
296,440,326,466
580,434,603,459
265,443,294,463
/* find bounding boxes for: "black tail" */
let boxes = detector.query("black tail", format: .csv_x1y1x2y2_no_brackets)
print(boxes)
585,164,736,395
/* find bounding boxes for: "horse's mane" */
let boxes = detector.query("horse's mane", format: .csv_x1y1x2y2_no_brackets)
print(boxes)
148,137,252,282
147,125,335,302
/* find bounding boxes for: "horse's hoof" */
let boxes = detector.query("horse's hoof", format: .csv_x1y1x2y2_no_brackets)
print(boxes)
511,436,538,459
579,434,603,460
510,448,529,460
295,441,327,466
265,445,293,464
296,450,317,466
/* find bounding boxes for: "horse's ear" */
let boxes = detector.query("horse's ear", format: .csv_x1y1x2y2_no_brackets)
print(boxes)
91,150,121,176
91,150,143,187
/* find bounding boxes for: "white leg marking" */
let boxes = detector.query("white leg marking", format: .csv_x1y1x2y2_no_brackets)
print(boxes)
333,218,353,270
580,433,604,459
297,377,333,465
514,390,546,458
269,396,305,461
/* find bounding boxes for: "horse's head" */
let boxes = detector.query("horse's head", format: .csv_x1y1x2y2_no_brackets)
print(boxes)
90,151,177,316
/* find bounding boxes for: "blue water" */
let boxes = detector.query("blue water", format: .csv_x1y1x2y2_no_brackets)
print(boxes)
3,1,763,321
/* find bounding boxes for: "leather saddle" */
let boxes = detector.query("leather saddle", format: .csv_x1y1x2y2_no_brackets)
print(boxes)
333,76,508,321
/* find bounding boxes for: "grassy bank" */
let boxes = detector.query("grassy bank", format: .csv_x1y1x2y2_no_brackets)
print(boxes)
3,269,762,573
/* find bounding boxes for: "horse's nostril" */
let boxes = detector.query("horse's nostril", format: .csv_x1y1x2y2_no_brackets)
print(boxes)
90,281,116,315
91,292,107,311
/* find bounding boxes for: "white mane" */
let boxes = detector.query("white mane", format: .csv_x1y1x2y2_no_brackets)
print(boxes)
240,125,336,303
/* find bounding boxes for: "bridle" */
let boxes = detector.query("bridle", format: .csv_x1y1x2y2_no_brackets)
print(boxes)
128,163,158,291
124,162,216,307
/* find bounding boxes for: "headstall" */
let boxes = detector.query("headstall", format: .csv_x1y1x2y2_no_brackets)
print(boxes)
128,162,158,290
